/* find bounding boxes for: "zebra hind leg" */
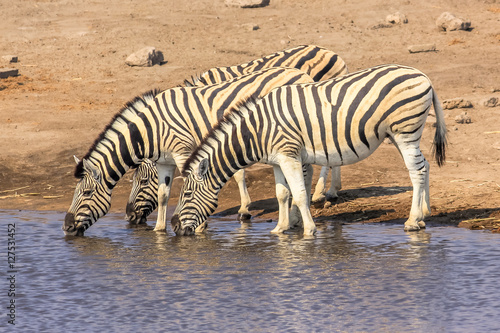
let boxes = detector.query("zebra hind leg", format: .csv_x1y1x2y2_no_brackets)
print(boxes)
398,143,431,231
311,166,341,205
233,169,252,221
271,165,291,234
278,156,317,236
311,166,329,204
290,164,313,228
325,166,341,200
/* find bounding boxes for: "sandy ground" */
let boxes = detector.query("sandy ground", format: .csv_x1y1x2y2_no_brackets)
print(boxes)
1,0,499,232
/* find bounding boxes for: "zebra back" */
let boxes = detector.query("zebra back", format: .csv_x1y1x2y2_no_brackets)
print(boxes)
191,45,347,86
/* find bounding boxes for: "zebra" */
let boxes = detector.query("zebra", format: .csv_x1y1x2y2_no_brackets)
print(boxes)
126,44,349,225
170,64,447,236
186,44,348,86
63,67,315,236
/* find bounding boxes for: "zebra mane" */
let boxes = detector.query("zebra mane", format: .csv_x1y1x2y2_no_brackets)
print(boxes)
181,97,258,176
74,88,163,178
183,75,199,87
183,73,210,87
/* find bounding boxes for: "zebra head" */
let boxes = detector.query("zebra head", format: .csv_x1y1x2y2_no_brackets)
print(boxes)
125,159,158,225
63,156,112,236
171,158,217,236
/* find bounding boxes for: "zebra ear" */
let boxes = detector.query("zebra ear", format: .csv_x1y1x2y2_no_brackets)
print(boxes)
198,158,209,178
73,155,81,165
82,158,101,182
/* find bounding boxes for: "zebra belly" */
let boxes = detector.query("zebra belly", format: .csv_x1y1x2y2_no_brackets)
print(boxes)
301,138,384,167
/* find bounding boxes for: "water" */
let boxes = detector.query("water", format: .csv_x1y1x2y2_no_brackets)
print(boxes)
2,209,500,332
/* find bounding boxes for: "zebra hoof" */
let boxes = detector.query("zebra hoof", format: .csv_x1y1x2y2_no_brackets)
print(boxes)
311,195,326,208
325,193,339,203
238,213,252,222
404,221,421,232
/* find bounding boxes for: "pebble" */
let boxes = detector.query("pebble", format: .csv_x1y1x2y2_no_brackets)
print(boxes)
224,0,270,8
436,12,471,32
1,55,18,63
125,47,164,67
241,23,260,31
455,112,472,124
482,97,498,108
0,68,19,79
443,98,472,109
408,44,436,53
386,12,408,24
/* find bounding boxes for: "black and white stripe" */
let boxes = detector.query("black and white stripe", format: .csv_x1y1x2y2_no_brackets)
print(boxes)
63,67,314,235
171,64,447,236
127,45,348,225
187,44,347,86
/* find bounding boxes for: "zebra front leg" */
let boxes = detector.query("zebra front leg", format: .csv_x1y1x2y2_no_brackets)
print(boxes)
271,165,291,234
154,164,177,232
399,145,431,231
278,156,317,236
290,164,313,228
233,169,252,221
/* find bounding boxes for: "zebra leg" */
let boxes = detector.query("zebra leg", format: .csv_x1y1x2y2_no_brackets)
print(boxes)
278,156,317,236
290,164,313,228
325,166,341,200
233,169,252,221
399,145,431,231
311,166,329,203
154,164,177,232
271,165,291,234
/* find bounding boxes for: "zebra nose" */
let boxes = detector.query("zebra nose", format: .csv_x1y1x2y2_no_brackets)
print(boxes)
171,214,181,233
63,212,75,230
171,215,194,236
125,203,136,222
63,213,85,236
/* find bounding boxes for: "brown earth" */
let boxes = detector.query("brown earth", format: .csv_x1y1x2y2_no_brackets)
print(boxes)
1,0,499,232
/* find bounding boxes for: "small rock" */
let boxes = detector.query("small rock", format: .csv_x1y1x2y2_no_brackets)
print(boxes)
482,97,499,107
0,68,19,79
436,12,471,32
1,55,18,63
241,23,260,31
443,98,472,109
125,47,164,67
455,112,471,124
408,44,437,53
323,201,332,209
225,0,270,8
386,12,408,24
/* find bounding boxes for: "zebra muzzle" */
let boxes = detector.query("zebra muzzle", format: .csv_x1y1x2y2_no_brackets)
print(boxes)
63,213,85,236
125,203,147,225
171,214,194,236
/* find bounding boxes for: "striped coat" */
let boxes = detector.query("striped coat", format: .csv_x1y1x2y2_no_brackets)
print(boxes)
63,67,314,235
171,64,447,236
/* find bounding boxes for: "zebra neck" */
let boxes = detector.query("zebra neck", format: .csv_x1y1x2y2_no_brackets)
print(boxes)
203,113,261,186
85,111,159,189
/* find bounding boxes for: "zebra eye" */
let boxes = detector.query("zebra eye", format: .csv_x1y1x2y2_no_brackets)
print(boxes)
140,178,149,186
82,189,93,198
184,190,193,199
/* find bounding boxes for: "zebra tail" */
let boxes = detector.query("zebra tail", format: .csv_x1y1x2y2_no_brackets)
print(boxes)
431,88,447,167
